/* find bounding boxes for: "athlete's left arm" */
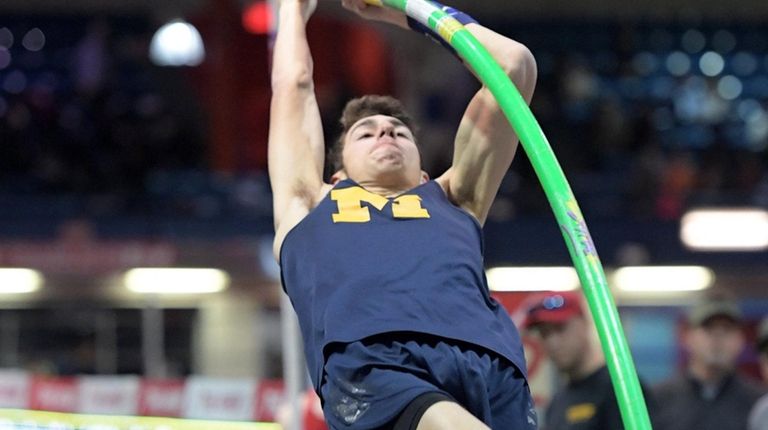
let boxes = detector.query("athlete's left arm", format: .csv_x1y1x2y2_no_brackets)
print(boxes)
436,23,537,226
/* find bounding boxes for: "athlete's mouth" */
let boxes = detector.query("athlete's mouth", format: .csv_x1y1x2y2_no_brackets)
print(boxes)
372,140,399,152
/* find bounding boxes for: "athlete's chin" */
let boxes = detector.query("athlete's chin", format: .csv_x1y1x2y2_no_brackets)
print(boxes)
367,163,411,184
372,157,405,171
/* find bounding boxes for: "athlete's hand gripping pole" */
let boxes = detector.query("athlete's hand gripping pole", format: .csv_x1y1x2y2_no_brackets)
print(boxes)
360,1,653,429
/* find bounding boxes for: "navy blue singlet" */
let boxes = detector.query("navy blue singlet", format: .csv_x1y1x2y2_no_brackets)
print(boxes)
279,179,526,389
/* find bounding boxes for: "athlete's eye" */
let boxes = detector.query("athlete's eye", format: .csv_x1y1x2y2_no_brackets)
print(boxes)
397,132,409,138
358,133,373,139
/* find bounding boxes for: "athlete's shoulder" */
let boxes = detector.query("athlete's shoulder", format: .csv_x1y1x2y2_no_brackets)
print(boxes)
273,182,334,261
434,173,451,198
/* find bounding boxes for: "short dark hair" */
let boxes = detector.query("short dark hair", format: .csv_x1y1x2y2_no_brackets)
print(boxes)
328,95,419,174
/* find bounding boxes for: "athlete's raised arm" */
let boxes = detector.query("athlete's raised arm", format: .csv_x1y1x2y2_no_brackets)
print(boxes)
268,0,327,258
438,20,537,225
341,0,537,226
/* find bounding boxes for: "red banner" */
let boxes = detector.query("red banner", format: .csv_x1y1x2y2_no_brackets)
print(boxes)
139,379,185,417
29,376,78,412
0,372,287,421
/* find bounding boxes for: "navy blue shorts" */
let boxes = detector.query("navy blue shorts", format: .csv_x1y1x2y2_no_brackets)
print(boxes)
319,334,538,430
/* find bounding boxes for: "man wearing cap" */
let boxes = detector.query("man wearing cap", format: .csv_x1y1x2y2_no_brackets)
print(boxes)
748,317,768,430
523,291,656,429
654,296,765,430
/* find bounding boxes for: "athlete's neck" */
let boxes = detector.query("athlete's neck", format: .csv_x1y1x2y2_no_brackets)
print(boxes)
339,175,423,198
356,181,418,198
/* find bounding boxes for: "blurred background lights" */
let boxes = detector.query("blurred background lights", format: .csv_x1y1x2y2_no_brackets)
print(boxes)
717,75,743,100
737,99,764,122
243,1,273,35
0,47,11,70
0,268,43,294
21,28,45,52
731,52,758,76
699,51,725,76
149,19,205,67
682,29,706,53
487,267,580,292
612,266,714,292
124,268,229,294
666,51,691,76
3,70,27,94
746,112,768,149
681,208,768,251
0,27,13,48
711,29,736,53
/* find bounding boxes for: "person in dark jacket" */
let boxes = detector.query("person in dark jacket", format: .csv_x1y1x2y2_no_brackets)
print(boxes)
654,296,765,430
523,291,658,430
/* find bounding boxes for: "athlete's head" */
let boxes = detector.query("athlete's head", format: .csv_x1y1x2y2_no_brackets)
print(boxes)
330,95,426,187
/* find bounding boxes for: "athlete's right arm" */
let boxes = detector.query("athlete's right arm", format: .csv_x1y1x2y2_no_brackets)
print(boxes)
268,0,326,259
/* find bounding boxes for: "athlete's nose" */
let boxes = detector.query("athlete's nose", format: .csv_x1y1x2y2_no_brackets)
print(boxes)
378,124,396,139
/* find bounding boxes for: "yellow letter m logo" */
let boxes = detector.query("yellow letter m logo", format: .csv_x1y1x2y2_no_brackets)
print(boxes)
331,187,430,223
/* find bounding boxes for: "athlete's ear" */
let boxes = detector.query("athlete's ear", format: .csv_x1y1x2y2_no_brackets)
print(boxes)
420,171,430,184
330,170,348,185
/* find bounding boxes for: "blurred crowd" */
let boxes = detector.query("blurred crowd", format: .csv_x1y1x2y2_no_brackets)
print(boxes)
489,22,768,220
0,18,205,206
521,291,768,430
1,17,767,223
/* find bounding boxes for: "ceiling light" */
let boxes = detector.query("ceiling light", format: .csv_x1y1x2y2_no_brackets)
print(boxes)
681,208,768,251
487,267,580,292
612,266,714,292
124,268,229,294
0,268,43,294
149,19,205,67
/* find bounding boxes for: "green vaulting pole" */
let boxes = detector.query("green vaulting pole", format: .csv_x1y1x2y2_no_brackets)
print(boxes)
364,0,653,429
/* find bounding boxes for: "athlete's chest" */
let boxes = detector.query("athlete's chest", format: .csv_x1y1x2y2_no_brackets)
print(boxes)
328,185,433,223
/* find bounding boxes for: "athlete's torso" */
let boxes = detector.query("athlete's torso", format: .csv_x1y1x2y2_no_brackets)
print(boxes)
279,179,526,388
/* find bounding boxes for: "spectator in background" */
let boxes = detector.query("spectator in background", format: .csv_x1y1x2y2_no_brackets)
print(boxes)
748,318,768,430
523,291,658,430
654,296,766,430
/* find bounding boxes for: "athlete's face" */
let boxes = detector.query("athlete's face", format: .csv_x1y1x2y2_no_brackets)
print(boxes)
340,114,422,187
